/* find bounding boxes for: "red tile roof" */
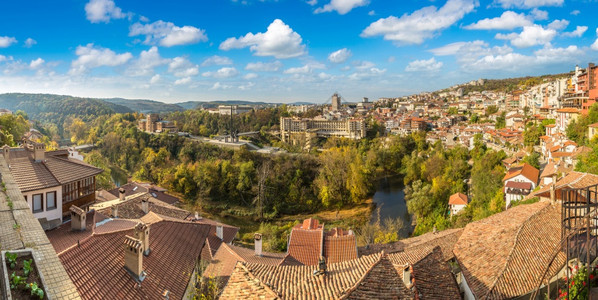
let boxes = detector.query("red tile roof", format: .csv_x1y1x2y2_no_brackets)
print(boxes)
324,230,358,264
505,181,532,189
59,220,211,299
502,163,539,183
453,201,564,299
448,192,468,205
532,171,598,200
283,223,324,265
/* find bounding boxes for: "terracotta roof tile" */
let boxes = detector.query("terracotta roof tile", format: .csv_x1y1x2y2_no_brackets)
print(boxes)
411,248,462,300
448,193,468,205
503,163,539,183
344,255,412,299
59,220,211,299
284,223,324,265
453,201,563,299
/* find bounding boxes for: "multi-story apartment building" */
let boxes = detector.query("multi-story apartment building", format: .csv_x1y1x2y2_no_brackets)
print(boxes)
2,141,103,229
218,105,253,115
280,117,366,143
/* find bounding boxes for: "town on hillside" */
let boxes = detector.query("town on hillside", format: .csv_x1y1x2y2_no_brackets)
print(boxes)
2,62,598,299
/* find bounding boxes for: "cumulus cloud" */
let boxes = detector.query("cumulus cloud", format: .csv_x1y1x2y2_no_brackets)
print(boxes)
168,57,199,77
283,62,325,74
495,25,556,48
210,82,232,90
220,19,306,58
150,74,160,84
201,55,233,67
570,10,580,16
405,58,443,72
592,28,598,51
127,46,169,76
315,0,369,15
530,8,548,20
464,11,531,30
130,20,208,47
493,0,563,9
85,0,128,23
361,0,477,45
562,26,588,38
328,48,352,63
348,67,386,80
430,40,513,67
29,58,44,69
244,73,258,79
534,45,583,63
0,36,17,48
547,19,569,31
174,77,192,85
69,44,132,75
24,38,37,48
202,67,239,78
245,61,283,72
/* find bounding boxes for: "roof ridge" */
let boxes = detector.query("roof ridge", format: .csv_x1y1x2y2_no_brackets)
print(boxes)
486,202,551,298
237,262,281,298
49,155,103,173
339,252,389,299
222,242,247,263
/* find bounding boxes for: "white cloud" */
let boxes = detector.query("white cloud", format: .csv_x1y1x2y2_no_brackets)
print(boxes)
318,72,333,80
306,0,318,5
405,58,443,72
85,0,128,23
430,40,513,67
168,57,199,77
174,77,192,85
150,74,160,84
530,8,548,20
202,67,239,78
29,58,44,69
562,26,588,38
210,82,232,90
388,56,396,62
570,10,580,16
239,82,255,90
348,67,386,80
130,20,208,47
469,52,531,71
201,55,233,67
244,73,258,79
0,36,17,48
127,46,169,76
368,10,375,16
353,60,375,70
328,48,352,63
245,61,283,72
495,25,556,48
547,19,569,31
493,0,563,9
283,62,325,74
534,45,583,63
592,28,598,51
361,0,477,45
69,44,132,75
220,19,306,58
315,0,369,15
24,38,37,48
464,11,531,30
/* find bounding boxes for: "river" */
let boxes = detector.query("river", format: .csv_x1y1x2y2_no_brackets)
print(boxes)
370,176,411,238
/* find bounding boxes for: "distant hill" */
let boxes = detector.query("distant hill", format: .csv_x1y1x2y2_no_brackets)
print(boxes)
452,72,571,94
102,98,185,113
0,93,133,134
175,100,281,110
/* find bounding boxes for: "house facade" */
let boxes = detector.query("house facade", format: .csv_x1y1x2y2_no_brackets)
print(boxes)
503,163,539,208
3,141,103,229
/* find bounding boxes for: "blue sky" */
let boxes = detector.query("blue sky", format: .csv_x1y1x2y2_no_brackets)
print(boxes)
0,0,597,103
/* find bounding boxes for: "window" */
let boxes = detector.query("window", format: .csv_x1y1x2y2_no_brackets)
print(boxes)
46,191,56,210
32,193,43,213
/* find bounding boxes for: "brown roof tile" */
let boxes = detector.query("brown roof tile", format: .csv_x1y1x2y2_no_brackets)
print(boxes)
59,220,211,299
449,193,468,205
411,248,462,300
453,201,563,299
284,222,324,265
503,163,539,183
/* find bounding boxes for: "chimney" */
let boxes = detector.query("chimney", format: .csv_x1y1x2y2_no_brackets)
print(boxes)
403,264,413,288
111,204,119,218
254,233,263,256
123,235,145,281
317,256,327,275
216,225,223,240
141,197,149,214
2,145,9,163
70,205,86,231
119,188,126,201
550,183,556,204
33,143,45,162
135,222,151,256
194,211,202,220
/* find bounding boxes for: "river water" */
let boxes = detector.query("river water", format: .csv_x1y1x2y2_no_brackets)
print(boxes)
370,176,411,237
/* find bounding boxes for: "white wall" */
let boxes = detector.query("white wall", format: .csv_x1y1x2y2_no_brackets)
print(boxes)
460,272,476,300
504,174,536,208
22,186,62,223
451,204,467,215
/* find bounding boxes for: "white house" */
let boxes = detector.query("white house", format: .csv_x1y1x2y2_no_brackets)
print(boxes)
503,163,539,208
449,193,469,216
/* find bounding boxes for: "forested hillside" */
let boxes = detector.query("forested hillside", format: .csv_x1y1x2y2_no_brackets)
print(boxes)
102,98,185,113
